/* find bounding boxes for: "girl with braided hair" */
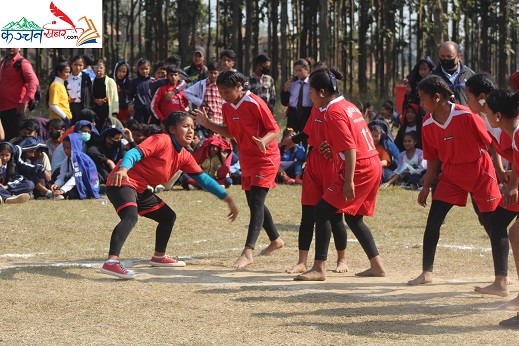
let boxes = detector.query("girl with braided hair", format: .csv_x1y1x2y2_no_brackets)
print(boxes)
193,70,284,268
408,75,501,286
294,67,386,281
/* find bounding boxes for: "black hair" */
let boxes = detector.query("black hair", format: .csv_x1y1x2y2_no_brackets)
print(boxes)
20,119,39,133
206,61,218,72
254,54,270,66
417,75,454,101
128,122,146,133
166,55,182,66
154,61,166,72
364,102,372,109
166,65,180,74
486,89,519,120
137,58,151,68
309,67,343,96
381,101,393,113
93,58,105,67
403,130,418,142
143,124,163,137
0,142,15,183
46,118,65,131
220,49,237,61
294,58,310,69
163,111,193,130
54,61,69,76
216,70,247,88
82,53,95,66
465,73,496,97
71,55,84,64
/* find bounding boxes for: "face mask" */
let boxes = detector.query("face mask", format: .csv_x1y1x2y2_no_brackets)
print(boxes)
261,66,271,75
111,140,121,147
50,130,61,140
81,132,91,143
440,58,457,70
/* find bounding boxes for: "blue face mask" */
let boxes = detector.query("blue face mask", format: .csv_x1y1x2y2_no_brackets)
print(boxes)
81,132,91,143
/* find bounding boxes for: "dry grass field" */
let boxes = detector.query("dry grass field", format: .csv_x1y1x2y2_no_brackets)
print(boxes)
1,185,518,345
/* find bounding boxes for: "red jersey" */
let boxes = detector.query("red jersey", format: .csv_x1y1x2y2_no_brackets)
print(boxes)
485,117,513,162
222,91,280,176
151,84,189,121
422,104,492,163
107,133,201,193
303,106,327,148
511,126,519,174
323,96,378,162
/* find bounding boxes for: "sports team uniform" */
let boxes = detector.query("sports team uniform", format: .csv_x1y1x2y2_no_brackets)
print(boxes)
510,126,519,185
221,91,280,190
106,133,202,215
321,96,381,216
421,103,500,212
301,106,342,206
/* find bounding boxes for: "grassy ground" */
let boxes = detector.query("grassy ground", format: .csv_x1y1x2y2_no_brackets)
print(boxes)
1,185,518,345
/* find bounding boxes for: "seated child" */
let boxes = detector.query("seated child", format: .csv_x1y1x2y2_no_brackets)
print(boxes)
10,119,40,145
19,137,53,198
45,118,66,159
151,65,189,123
383,131,427,188
87,126,126,185
181,136,233,189
0,142,35,204
51,133,101,200
278,128,306,184
369,124,395,184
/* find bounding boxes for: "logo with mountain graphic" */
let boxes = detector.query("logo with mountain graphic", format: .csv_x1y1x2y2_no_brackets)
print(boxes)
2,17,42,31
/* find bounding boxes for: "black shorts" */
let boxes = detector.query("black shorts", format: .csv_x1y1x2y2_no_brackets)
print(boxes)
107,186,165,216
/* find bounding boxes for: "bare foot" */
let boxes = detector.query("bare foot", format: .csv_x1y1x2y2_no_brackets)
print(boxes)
286,262,307,274
407,271,433,286
259,238,284,256
294,268,326,281
474,277,509,297
355,268,386,277
474,283,509,297
501,294,519,311
233,252,253,268
334,260,349,273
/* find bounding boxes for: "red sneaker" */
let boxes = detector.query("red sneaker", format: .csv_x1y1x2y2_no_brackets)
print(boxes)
100,260,136,279
149,255,186,267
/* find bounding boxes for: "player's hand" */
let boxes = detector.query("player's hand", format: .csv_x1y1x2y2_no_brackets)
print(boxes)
418,186,429,207
192,108,209,127
110,168,129,186
252,136,266,153
503,186,518,207
319,141,333,160
16,103,27,115
224,195,238,222
343,180,355,201
496,169,510,185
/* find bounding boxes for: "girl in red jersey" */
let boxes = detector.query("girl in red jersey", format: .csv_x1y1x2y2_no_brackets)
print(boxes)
282,105,348,274
408,75,501,286
465,74,518,298
294,68,386,281
193,71,284,268
100,112,238,279
482,90,519,315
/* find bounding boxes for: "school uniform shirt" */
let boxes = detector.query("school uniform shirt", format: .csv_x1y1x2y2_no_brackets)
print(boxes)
107,133,201,193
422,103,500,212
322,96,381,216
221,91,280,177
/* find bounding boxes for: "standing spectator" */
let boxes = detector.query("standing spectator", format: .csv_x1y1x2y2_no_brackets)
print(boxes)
248,55,276,113
431,41,475,106
403,57,435,110
112,61,131,122
184,46,208,83
185,61,223,125
151,66,189,123
281,58,313,147
67,55,93,121
0,48,39,141
82,53,96,81
48,61,73,126
91,59,119,132
127,58,153,124
219,49,238,73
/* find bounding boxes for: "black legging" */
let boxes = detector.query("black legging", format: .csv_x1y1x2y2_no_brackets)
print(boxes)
244,186,279,249
299,204,347,252
108,204,176,257
422,200,499,273
314,199,379,261
490,206,516,276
